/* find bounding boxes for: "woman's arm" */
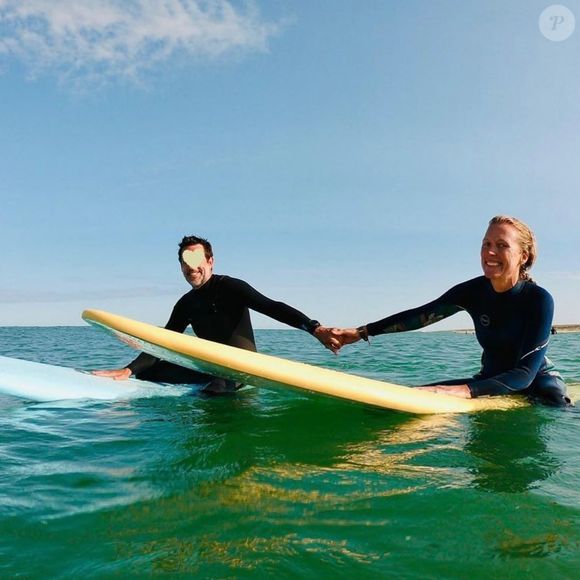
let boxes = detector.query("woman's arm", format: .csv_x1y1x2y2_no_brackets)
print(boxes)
333,284,467,349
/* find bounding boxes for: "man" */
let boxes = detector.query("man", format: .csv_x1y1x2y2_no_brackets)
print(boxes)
93,235,338,394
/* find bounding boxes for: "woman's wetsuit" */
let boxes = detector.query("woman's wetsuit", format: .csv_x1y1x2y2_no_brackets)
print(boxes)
365,276,570,406
127,274,320,392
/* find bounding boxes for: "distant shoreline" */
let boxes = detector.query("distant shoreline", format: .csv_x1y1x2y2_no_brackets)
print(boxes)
453,324,580,334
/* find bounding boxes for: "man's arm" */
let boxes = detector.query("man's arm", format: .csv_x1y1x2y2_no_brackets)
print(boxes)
227,278,340,352
92,299,190,379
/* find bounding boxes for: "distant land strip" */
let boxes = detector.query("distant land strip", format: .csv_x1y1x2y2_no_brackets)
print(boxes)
453,324,580,334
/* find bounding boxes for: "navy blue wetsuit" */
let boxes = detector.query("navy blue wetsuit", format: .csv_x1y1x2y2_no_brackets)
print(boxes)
126,274,320,393
365,276,569,406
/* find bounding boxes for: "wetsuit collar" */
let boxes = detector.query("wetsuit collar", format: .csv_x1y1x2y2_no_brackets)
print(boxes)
192,273,215,292
487,277,525,296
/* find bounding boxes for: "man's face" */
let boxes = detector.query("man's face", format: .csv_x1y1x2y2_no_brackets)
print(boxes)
180,244,214,289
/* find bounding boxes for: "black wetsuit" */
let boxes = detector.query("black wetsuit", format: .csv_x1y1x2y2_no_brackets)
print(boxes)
126,275,320,393
365,276,570,406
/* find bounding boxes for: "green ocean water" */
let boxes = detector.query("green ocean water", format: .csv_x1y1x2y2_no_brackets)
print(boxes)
0,327,579,578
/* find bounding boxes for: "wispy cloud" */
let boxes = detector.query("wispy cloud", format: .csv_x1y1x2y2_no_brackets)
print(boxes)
0,0,278,86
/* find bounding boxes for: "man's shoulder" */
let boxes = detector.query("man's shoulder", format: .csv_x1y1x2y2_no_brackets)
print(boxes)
214,275,266,303
214,274,250,289
174,288,196,306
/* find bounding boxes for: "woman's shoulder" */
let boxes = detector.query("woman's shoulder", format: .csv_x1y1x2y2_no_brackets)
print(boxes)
447,275,487,293
523,280,554,303
436,276,487,305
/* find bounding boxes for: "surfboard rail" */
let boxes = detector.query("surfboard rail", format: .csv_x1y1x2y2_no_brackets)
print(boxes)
82,309,525,414
0,354,187,402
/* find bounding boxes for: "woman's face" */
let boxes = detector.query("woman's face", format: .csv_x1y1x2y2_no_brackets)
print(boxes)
480,223,529,291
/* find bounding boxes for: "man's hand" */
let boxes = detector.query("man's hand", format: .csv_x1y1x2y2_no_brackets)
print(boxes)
415,385,471,398
313,326,342,354
331,328,364,350
91,368,132,381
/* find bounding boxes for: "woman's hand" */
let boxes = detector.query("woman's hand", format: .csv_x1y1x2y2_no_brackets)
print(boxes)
332,328,365,351
313,326,342,354
415,385,472,398
314,327,366,353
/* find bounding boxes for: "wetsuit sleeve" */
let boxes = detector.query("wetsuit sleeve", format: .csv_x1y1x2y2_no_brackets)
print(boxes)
365,286,466,336
226,278,320,333
468,290,554,397
126,300,190,375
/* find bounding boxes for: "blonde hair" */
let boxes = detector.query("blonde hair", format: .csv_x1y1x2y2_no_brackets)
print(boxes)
488,215,537,281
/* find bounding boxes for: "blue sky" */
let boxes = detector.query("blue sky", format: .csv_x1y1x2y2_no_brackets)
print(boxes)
1,0,579,329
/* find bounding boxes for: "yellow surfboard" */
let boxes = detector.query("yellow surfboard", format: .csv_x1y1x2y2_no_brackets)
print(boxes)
82,309,525,415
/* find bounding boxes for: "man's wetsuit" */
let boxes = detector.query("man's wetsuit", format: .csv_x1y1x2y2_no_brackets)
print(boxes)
364,276,570,406
126,275,320,393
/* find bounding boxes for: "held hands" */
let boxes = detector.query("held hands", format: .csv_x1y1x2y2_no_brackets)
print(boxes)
332,328,365,349
313,326,367,354
313,326,342,354
91,368,132,381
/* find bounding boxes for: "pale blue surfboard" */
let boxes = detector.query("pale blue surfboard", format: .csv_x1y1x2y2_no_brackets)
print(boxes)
0,355,189,402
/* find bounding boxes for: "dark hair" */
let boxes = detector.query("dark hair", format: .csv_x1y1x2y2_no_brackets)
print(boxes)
178,235,213,262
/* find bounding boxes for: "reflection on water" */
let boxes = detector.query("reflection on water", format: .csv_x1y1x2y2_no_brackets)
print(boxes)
466,410,560,493
1,327,579,576
334,414,468,484
496,529,570,559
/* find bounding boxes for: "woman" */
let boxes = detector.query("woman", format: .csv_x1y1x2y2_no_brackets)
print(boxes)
335,216,571,407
